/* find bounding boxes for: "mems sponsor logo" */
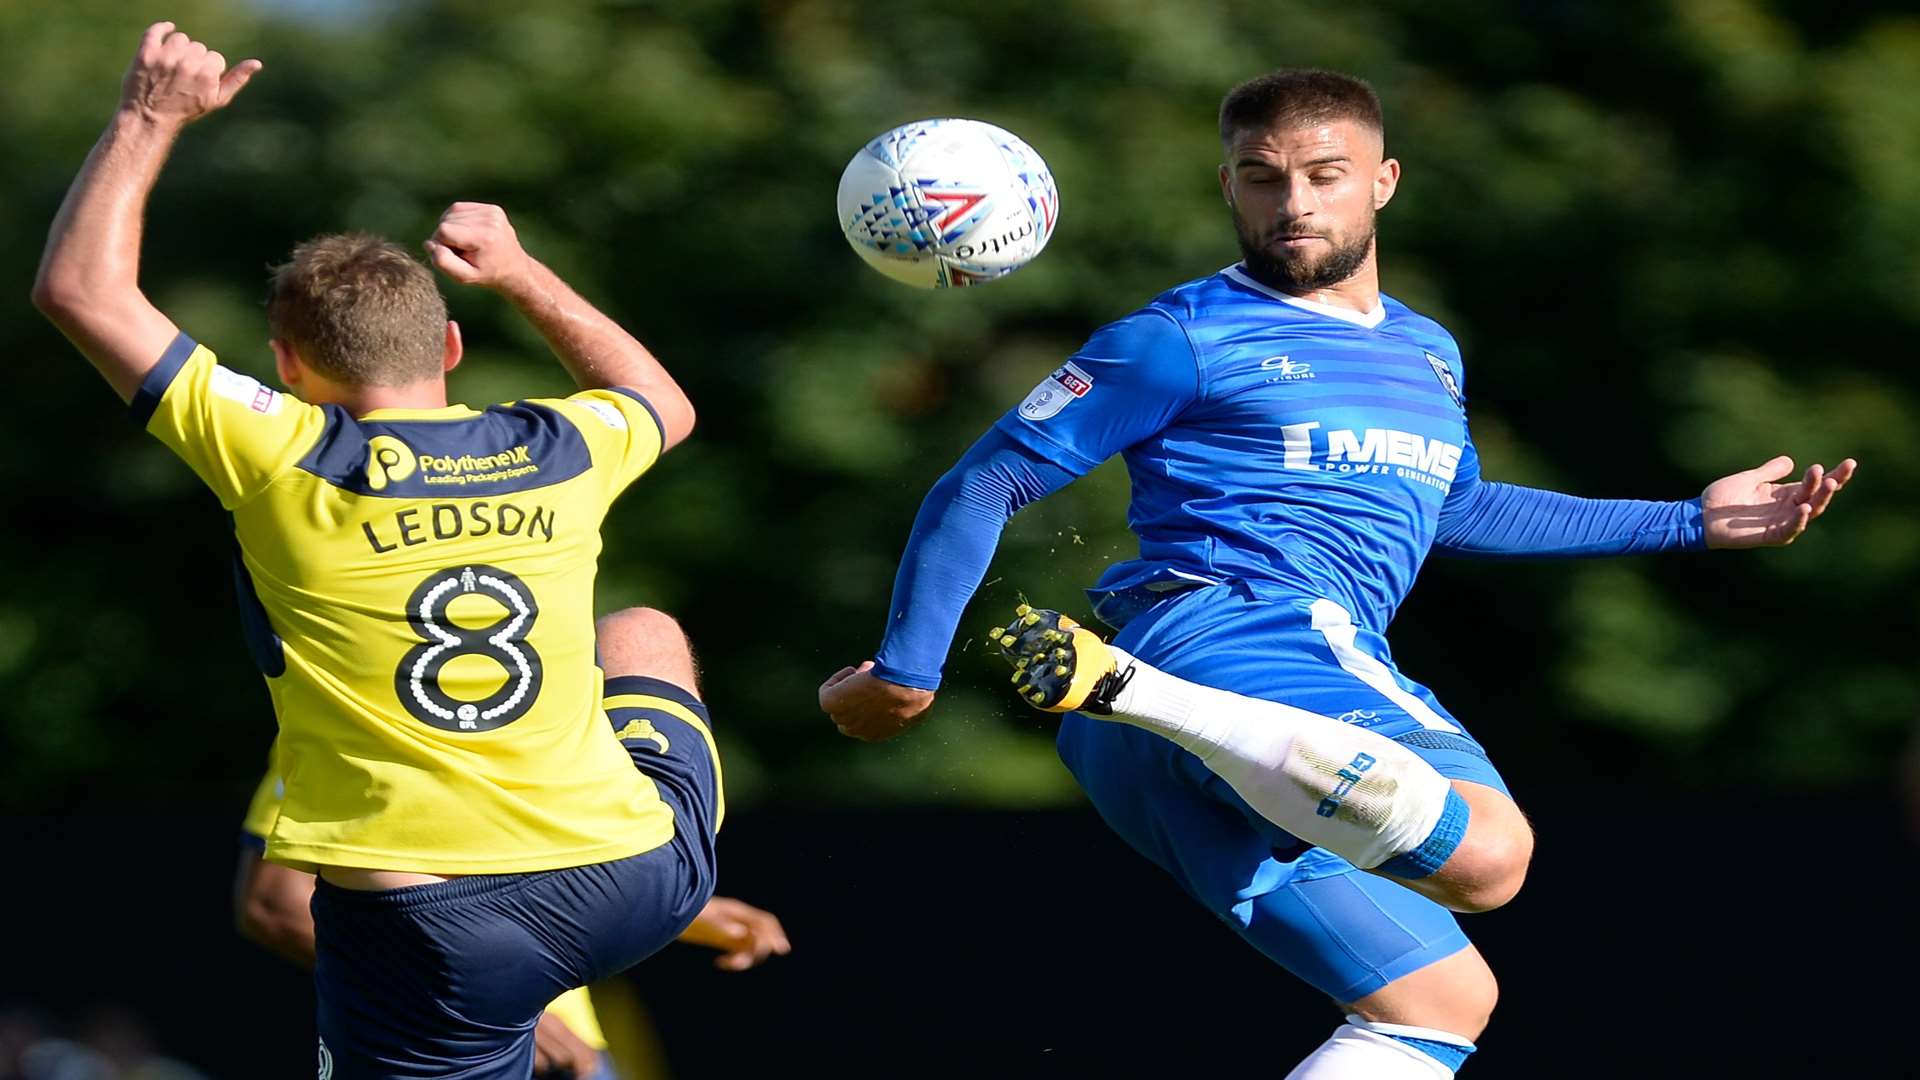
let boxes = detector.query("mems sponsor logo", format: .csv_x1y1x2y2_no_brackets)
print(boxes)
1278,422,1462,490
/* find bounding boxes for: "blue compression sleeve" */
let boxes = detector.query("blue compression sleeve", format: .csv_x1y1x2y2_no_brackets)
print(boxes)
871,429,1077,690
1433,480,1706,558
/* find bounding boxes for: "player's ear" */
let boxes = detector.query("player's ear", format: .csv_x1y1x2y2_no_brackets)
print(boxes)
269,338,301,390
1373,157,1400,210
1219,162,1234,207
442,320,463,374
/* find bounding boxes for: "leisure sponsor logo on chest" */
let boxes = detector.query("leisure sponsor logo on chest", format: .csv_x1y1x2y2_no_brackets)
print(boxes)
1277,421,1463,490
1259,354,1314,382
1018,361,1093,421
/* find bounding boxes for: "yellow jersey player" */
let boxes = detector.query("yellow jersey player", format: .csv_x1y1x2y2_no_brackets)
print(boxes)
36,23,729,1077
232,760,791,1079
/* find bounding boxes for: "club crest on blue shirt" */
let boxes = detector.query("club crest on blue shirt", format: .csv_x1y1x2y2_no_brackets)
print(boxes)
1019,361,1093,421
1424,351,1463,408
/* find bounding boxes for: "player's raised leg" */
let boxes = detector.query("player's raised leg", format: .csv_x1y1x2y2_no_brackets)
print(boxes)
991,604,1529,912
598,607,700,693
596,607,725,859
1057,671,1497,1079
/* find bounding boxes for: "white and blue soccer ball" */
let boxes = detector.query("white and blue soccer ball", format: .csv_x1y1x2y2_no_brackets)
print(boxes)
837,118,1060,289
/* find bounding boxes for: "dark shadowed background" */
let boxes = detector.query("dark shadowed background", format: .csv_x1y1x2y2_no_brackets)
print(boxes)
1,1,1913,1077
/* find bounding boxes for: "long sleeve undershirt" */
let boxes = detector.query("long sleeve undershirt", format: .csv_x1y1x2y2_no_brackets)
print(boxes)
871,433,1704,691
871,429,1074,690
1434,480,1703,558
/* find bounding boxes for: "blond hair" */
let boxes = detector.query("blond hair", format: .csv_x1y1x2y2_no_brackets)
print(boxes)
267,233,446,386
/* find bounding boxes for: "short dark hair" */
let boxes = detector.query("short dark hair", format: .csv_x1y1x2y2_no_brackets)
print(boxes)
267,233,447,387
1218,69,1383,145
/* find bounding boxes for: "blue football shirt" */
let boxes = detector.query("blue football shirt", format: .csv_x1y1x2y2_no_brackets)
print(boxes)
997,265,1479,633
869,264,1702,689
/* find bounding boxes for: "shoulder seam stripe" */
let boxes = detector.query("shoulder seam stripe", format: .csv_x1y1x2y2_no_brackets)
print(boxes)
607,387,667,447
130,332,200,427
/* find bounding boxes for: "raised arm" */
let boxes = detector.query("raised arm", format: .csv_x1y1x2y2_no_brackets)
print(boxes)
423,203,695,450
31,23,260,401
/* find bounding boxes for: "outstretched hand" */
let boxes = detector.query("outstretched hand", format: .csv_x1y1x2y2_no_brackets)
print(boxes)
820,662,935,741
1701,456,1857,549
121,22,260,127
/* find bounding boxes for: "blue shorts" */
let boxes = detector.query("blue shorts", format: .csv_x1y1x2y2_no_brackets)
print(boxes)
1058,583,1510,1004
312,676,719,1079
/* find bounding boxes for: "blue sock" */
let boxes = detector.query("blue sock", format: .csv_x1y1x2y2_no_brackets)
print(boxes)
1385,1031,1475,1072
1376,788,1470,879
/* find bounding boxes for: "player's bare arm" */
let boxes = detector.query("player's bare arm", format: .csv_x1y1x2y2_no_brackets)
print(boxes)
424,202,696,449
1700,455,1857,548
31,22,259,401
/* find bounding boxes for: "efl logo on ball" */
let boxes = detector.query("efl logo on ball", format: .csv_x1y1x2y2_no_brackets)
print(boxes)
837,118,1060,289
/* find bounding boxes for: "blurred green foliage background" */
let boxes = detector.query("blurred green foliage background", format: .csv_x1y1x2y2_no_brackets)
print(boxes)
1,0,1912,815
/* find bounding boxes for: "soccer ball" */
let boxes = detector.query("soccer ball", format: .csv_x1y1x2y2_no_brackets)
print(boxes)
837,118,1059,289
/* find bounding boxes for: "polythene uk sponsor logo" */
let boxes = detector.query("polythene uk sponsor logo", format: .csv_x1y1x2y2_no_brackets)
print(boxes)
364,436,540,490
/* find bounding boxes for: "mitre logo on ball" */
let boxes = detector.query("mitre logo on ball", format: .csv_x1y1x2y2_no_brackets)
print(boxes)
837,117,1060,289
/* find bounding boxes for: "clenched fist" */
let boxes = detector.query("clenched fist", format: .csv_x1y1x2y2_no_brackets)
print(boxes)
121,22,260,128
425,202,535,292
820,661,936,742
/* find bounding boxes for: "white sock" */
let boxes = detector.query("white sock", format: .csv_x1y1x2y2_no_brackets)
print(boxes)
1105,647,1458,872
1284,1018,1476,1079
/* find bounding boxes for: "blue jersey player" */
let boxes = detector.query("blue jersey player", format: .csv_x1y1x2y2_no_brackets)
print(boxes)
819,71,1855,1077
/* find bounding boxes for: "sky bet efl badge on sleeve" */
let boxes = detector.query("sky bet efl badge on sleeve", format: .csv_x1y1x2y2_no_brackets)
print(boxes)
1019,361,1093,421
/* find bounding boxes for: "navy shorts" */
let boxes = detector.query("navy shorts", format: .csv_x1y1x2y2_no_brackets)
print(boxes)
312,676,719,1079
1059,583,1509,1003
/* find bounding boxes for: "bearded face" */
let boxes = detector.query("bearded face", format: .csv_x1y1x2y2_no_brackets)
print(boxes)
1219,118,1393,295
1232,197,1377,293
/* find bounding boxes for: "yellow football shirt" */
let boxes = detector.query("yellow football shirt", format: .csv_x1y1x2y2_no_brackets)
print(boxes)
146,334,678,874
